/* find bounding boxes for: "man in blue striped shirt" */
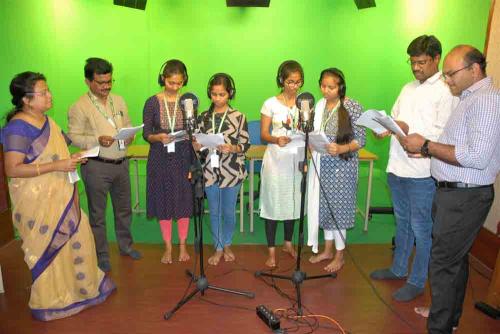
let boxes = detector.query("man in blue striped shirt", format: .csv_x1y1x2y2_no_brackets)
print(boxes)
402,45,500,334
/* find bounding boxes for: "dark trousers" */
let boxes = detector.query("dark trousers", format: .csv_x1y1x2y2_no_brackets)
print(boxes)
427,186,494,334
81,159,134,262
265,219,295,247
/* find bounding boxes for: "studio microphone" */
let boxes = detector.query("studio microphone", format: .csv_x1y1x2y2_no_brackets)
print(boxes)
296,92,315,132
179,92,199,134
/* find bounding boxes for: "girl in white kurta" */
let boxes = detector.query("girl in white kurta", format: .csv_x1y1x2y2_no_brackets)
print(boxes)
260,60,304,267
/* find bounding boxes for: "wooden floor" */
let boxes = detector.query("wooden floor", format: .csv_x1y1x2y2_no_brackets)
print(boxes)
0,241,498,334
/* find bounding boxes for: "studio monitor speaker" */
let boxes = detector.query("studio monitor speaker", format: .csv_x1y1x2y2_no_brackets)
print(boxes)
226,0,270,7
353,0,376,9
114,0,147,10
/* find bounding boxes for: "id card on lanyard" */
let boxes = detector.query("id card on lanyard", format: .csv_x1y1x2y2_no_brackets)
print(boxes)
89,92,118,130
89,93,124,149
210,151,220,168
210,109,228,168
163,95,179,153
321,101,340,132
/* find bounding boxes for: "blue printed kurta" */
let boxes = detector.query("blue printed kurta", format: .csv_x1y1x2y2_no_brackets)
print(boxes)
318,99,365,230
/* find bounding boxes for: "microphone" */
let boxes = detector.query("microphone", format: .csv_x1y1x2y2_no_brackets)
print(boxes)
179,92,199,133
184,98,194,119
296,92,315,132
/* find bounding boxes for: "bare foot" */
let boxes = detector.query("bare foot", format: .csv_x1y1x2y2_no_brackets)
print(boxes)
309,251,333,263
178,244,190,262
324,251,345,272
414,306,429,318
266,247,276,267
161,248,172,264
282,242,297,259
223,246,236,262
265,256,276,268
208,250,223,266
414,307,456,330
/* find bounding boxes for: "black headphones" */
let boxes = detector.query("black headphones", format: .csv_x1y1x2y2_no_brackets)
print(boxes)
319,67,346,98
207,73,236,100
276,60,304,88
276,61,286,87
157,59,188,87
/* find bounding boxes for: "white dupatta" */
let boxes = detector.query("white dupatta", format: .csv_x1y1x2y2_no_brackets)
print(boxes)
307,98,327,253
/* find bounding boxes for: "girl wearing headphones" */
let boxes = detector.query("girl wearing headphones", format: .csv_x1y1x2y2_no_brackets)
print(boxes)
259,60,304,268
194,73,249,265
307,68,366,272
143,59,192,264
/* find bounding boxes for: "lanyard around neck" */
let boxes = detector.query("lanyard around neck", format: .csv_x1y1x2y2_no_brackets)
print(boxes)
162,94,179,133
88,92,117,129
321,100,340,132
286,106,299,131
212,108,229,134
280,94,298,130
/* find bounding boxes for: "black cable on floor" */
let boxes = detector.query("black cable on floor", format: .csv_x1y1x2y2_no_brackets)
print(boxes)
307,146,419,334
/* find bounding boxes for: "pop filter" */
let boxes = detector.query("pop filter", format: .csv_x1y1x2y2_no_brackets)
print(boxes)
179,92,199,133
296,92,315,130
179,92,199,119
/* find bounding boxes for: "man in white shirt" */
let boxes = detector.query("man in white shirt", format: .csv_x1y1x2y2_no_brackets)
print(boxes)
370,35,457,302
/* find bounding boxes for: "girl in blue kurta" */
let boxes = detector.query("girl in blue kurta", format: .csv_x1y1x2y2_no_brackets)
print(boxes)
307,68,366,273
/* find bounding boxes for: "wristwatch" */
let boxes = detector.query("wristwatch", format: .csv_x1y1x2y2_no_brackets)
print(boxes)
420,139,431,157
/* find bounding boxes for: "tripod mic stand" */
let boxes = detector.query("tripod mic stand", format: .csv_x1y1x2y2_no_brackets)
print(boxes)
255,93,335,316
164,97,255,320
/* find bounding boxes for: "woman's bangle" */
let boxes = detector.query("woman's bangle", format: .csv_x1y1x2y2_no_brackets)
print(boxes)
36,163,41,176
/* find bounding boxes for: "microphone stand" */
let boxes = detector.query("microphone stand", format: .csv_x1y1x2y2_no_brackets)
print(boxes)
255,107,336,316
164,113,255,320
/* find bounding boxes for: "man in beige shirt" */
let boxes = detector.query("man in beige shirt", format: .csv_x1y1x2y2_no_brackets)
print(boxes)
68,57,141,272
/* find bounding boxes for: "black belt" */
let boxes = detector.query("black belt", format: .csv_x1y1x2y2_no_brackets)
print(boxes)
89,156,127,164
436,181,492,189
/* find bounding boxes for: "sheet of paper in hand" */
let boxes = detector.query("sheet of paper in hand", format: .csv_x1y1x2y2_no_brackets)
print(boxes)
194,133,225,149
309,133,330,154
355,110,405,137
114,124,144,140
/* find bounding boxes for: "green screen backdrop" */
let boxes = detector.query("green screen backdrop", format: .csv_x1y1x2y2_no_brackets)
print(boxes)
0,0,491,173
0,0,492,244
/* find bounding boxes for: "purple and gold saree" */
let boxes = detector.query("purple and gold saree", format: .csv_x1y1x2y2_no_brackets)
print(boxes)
4,117,115,321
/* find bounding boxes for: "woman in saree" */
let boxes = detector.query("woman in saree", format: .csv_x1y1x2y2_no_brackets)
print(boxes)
1,72,115,321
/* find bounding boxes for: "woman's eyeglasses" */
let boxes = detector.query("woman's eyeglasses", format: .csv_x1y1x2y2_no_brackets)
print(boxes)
26,89,51,97
285,80,303,87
